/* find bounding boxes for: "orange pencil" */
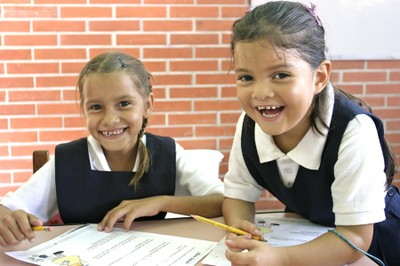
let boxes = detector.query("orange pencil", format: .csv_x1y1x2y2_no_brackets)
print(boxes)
32,226,52,232
191,215,266,242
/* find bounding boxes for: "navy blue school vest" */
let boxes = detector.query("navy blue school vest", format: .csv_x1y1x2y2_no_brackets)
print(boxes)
55,133,176,224
241,92,399,266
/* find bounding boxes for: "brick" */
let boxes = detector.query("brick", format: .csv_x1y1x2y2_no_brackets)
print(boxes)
170,34,218,45
0,131,37,142
89,48,140,59
0,21,30,32
374,108,400,119
332,60,365,70
221,86,237,97
198,0,246,3
61,34,111,45
220,112,241,124
62,62,86,74
64,116,86,128
0,49,32,61
0,158,30,170
91,0,140,3
387,120,400,131
170,87,218,98
175,139,217,149
367,60,400,69
144,20,192,31
35,0,86,3
11,117,63,129
35,48,86,60
4,35,57,46
144,0,193,3
116,6,167,18
14,172,32,183
152,74,192,86
0,146,8,156
197,73,235,85
147,126,193,138
196,20,235,31
36,76,77,88
37,103,80,115
7,62,59,74
39,130,87,142
0,77,33,88
343,71,387,82
195,125,236,137
153,100,191,112
390,71,400,81
142,61,166,72
169,113,217,125
170,6,218,17
195,99,241,111
196,47,231,58
91,20,140,31
11,144,55,156
117,34,166,45
61,7,112,18
4,6,57,18
170,60,218,71
221,6,248,18
388,96,400,107
33,20,85,32
9,90,61,102
366,84,400,94
0,173,11,183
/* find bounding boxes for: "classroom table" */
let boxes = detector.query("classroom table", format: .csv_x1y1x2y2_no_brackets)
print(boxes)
0,213,377,266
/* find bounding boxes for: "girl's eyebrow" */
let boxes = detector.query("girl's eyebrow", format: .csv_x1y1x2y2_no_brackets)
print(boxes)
235,63,294,73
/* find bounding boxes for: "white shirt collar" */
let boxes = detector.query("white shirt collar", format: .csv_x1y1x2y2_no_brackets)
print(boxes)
256,83,335,170
87,134,146,172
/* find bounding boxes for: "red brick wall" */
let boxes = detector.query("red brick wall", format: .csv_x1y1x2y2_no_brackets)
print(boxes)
0,1,399,210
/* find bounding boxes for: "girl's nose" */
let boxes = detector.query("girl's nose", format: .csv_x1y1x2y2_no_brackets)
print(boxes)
102,109,120,125
253,81,274,100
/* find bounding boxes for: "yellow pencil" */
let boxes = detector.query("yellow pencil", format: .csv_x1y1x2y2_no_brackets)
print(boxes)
32,226,52,232
191,215,266,242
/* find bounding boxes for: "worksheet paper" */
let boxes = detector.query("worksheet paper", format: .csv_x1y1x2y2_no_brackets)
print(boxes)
202,214,333,266
6,224,217,266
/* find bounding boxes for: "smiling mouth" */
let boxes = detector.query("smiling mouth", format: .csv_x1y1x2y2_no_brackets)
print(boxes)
257,106,284,118
100,128,126,137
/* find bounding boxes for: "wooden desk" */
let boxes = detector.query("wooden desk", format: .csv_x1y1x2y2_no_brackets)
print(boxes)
0,214,376,265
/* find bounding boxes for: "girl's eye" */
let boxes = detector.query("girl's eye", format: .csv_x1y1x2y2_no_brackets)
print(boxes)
89,104,101,110
119,101,131,107
273,73,290,79
237,75,253,82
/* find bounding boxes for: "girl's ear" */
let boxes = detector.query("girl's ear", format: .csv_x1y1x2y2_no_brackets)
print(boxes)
314,60,331,94
144,92,154,118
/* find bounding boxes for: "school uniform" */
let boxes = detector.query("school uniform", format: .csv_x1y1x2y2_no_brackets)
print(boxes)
224,83,399,265
55,133,176,223
1,133,223,223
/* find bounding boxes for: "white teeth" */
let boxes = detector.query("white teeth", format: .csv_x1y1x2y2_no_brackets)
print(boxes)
257,106,280,110
101,128,124,136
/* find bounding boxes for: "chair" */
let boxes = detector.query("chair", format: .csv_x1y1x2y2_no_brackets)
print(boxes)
32,150,50,173
32,150,63,224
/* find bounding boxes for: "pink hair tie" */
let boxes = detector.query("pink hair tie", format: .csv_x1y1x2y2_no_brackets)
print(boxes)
302,2,323,28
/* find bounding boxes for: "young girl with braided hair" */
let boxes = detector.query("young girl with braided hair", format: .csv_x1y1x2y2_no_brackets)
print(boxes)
0,51,224,247
222,1,399,265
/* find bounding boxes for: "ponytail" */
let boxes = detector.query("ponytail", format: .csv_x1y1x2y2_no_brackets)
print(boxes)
128,117,151,189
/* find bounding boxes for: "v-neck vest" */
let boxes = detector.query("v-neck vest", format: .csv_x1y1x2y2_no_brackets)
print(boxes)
55,133,176,224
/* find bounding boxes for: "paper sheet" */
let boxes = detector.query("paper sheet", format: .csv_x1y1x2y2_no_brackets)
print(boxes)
202,214,332,266
6,224,217,266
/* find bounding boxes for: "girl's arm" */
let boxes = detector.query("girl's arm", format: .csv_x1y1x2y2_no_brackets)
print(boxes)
225,223,373,266
98,193,223,232
223,198,374,266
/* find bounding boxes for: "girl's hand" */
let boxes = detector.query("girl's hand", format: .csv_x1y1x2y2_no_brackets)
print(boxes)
0,207,42,247
98,196,164,232
225,237,277,266
226,220,262,241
